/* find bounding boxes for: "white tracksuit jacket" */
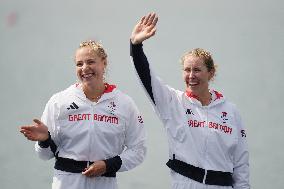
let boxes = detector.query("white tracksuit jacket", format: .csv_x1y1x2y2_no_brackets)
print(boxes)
130,43,250,189
35,83,146,189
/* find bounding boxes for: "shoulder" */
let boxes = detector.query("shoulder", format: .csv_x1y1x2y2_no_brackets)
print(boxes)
114,88,136,105
47,84,76,105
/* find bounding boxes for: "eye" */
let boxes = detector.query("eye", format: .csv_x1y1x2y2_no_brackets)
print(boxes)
76,61,83,67
184,68,191,72
87,60,95,65
194,68,201,72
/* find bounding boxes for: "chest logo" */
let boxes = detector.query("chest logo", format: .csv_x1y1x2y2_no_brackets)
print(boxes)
186,108,194,115
67,102,79,110
221,111,228,124
108,101,117,115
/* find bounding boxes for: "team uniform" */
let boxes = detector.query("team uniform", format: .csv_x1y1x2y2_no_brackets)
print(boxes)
35,83,146,189
130,43,250,189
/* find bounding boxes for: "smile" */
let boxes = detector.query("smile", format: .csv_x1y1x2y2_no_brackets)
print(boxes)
82,73,95,79
188,81,199,86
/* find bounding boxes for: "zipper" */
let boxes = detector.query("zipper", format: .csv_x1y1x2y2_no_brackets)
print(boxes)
203,106,209,162
88,102,96,162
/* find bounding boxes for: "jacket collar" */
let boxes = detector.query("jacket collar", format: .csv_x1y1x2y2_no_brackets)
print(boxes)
71,83,117,102
185,89,225,107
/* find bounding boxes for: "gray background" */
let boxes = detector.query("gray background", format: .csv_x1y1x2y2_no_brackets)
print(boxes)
1,0,283,188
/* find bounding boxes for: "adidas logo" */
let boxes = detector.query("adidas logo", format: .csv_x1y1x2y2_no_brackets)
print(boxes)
67,102,79,110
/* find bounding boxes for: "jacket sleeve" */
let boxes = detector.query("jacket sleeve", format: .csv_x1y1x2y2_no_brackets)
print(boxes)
232,109,250,189
118,98,147,172
130,42,174,119
34,94,60,160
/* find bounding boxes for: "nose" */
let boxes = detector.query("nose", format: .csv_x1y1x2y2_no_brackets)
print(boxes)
189,70,195,78
82,63,89,71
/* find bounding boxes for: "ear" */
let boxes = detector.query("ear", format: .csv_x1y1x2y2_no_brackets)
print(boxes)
208,69,215,81
103,59,107,67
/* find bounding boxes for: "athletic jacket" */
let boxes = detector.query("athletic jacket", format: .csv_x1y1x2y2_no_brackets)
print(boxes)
35,83,146,174
130,43,249,189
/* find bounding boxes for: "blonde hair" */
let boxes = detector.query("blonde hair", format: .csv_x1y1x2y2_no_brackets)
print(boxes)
180,48,216,72
79,40,108,59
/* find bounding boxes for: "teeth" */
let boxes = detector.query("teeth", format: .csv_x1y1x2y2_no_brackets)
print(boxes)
189,82,198,85
82,73,94,78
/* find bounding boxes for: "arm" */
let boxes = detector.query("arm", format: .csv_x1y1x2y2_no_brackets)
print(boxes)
82,99,146,176
130,13,158,104
20,119,56,160
130,13,175,119
34,95,59,160
232,110,250,189
20,95,57,160
118,99,146,171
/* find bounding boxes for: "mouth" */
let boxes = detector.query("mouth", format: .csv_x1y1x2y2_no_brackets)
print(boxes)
187,80,199,87
81,73,95,79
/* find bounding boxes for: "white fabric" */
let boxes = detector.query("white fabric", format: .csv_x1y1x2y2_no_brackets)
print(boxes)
35,83,146,189
141,68,250,189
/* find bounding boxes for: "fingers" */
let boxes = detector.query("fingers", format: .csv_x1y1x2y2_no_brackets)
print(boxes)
33,119,42,125
20,129,37,141
20,118,48,142
143,13,158,26
141,13,158,26
146,13,157,26
82,161,106,177
82,166,94,177
141,13,150,25
152,16,158,26
139,16,145,25
20,125,35,131
148,27,157,37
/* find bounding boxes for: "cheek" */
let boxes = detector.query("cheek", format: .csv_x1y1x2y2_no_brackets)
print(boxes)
76,68,82,77
182,72,189,83
182,72,187,79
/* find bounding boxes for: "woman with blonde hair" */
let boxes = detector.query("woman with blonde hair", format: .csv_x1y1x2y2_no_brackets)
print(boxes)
130,13,250,189
20,40,146,189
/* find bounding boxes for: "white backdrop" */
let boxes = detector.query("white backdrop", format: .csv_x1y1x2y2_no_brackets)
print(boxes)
1,0,283,188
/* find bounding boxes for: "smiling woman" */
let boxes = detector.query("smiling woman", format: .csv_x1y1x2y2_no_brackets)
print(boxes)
20,40,147,189
181,48,216,106
130,13,250,189
75,41,108,102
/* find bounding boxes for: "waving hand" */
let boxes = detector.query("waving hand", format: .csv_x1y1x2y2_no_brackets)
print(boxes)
131,13,158,44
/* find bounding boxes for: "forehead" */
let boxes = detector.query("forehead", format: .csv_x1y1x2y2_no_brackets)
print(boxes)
183,55,205,67
75,46,99,60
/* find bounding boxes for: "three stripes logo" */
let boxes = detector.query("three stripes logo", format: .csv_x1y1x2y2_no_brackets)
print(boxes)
67,102,79,110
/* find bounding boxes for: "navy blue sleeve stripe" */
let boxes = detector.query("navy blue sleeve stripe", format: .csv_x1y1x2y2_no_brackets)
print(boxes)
130,42,156,105
38,131,58,157
104,155,122,174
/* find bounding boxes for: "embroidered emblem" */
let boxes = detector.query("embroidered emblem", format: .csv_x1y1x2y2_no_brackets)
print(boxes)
108,101,117,115
241,130,247,137
138,115,144,124
186,108,194,115
221,111,228,124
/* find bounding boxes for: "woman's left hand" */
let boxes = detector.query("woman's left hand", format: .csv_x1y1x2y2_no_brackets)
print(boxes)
130,12,158,44
82,160,106,177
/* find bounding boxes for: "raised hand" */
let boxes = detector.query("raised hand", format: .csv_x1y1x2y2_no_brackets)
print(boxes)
82,160,106,177
130,13,158,44
20,119,49,141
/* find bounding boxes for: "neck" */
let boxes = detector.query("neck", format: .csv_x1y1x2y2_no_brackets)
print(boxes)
187,88,212,106
82,82,106,102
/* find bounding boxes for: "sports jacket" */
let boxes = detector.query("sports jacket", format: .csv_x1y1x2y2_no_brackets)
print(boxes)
130,43,249,189
35,83,146,173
